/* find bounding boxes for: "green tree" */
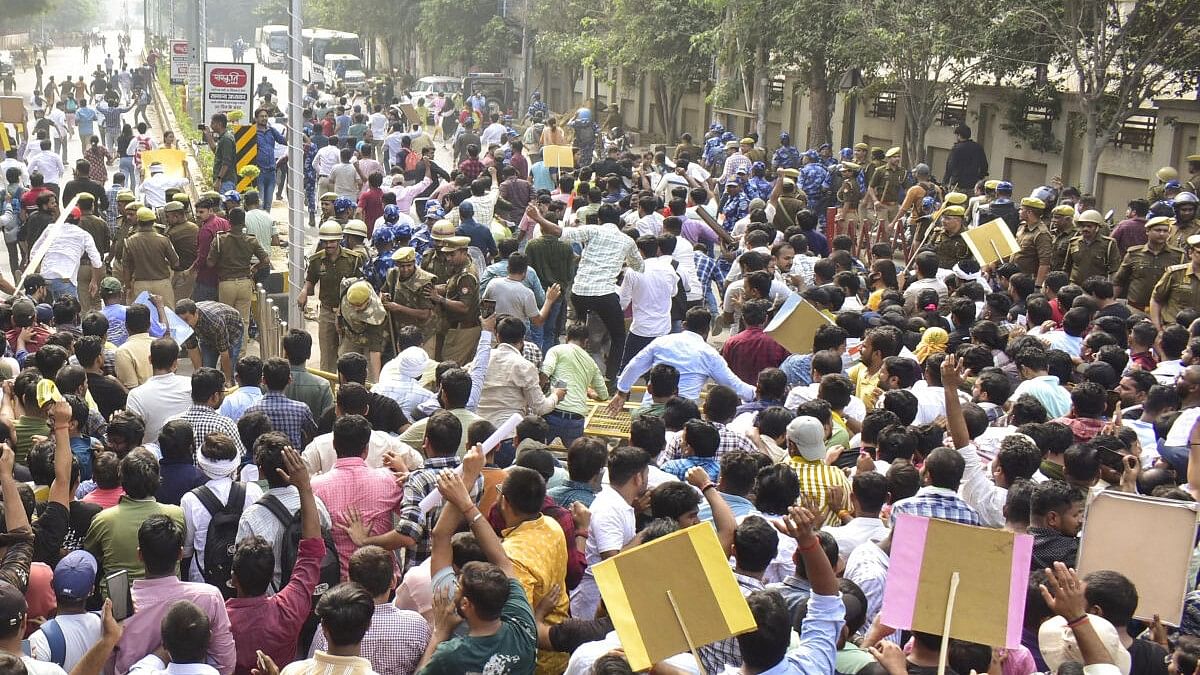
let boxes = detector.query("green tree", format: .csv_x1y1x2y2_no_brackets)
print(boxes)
418,0,517,71
1022,0,1200,193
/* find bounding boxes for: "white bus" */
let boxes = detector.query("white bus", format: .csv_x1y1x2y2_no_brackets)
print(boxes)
302,29,364,86
256,25,288,69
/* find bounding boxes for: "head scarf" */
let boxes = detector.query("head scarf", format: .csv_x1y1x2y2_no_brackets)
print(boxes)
913,327,949,363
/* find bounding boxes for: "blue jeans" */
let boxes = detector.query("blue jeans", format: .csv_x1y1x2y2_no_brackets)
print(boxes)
257,167,277,204
120,157,137,190
47,277,77,301
539,297,564,354
220,180,237,193
201,331,243,370
545,410,585,448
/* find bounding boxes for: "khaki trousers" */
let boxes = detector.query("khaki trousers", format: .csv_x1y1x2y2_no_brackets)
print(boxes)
318,305,339,373
77,263,99,313
130,278,174,308
218,278,254,342
173,269,197,302
427,326,481,366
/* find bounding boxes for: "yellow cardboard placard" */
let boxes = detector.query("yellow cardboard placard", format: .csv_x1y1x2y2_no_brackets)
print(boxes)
542,145,575,170
593,522,756,671
139,149,187,179
764,295,834,355
1077,491,1199,625
963,218,1020,267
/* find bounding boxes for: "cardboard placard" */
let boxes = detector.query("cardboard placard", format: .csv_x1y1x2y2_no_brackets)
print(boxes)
963,218,1020,267
764,294,833,355
882,515,1032,648
0,97,26,125
398,103,420,123
1077,491,1199,625
138,149,187,179
594,522,756,671
542,145,575,170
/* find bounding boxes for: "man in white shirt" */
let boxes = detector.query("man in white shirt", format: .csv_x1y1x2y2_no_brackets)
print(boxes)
301,383,424,475
903,251,949,313
571,447,650,620
633,195,664,236
0,152,29,187
181,432,264,583
47,103,69,161
367,105,389,143
312,138,342,196
28,551,103,672
138,163,189,209
618,236,678,370
479,113,507,147
448,165,502,228
31,204,102,302
911,354,971,425
27,139,65,186
126,337,194,443
823,472,890,564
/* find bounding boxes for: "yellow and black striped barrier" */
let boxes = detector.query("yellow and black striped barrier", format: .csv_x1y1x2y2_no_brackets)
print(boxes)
233,124,258,191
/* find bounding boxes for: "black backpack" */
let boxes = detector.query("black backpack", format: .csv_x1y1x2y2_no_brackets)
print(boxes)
191,482,246,598
258,494,340,598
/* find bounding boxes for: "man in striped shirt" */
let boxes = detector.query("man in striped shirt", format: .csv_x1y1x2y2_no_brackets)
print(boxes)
785,415,851,527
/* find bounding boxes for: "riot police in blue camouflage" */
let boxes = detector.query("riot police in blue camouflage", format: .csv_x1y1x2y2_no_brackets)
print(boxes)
772,132,802,171
800,151,832,223
366,225,397,291
745,162,772,201
568,108,600,167
719,179,751,230
527,91,548,120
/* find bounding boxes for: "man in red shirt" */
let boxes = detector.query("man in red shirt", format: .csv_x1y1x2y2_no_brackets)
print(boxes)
721,298,788,385
192,196,230,302
357,172,385,233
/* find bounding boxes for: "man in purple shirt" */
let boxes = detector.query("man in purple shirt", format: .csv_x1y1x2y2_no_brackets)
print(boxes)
1110,198,1150,256
112,515,238,675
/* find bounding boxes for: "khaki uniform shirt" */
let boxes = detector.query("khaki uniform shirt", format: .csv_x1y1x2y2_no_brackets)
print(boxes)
305,248,364,308
121,227,179,281
167,221,200,270
1186,173,1200,195
864,160,884,188
430,265,479,333
1014,221,1053,275
383,265,436,329
110,217,136,264
1115,244,1184,309
1152,263,1200,326
927,228,972,269
1051,225,1076,271
869,165,906,203
78,214,110,259
208,231,269,280
421,251,477,285
1064,236,1120,285
1169,220,1200,252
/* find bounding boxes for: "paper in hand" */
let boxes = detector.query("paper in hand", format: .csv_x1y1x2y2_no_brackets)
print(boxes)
417,413,523,515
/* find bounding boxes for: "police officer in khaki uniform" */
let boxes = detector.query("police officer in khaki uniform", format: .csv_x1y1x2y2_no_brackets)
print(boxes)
338,279,390,381
1048,204,1077,271
381,246,436,344
866,146,905,225
837,162,864,236
121,207,179,307
208,207,271,340
1063,209,1120,285
425,235,480,365
299,221,365,372
924,204,972,269
1170,192,1200,252
318,191,337,223
421,219,478,282
1185,155,1200,194
108,192,138,273
164,201,199,300
343,219,369,255
75,193,110,313
1115,215,1183,311
1151,233,1200,329
1014,196,1053,284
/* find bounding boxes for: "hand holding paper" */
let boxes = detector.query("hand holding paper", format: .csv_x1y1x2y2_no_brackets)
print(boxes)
418,414,522,515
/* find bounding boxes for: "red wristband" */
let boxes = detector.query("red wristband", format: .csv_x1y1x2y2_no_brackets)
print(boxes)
797,537,820,552
1066,615,1089,629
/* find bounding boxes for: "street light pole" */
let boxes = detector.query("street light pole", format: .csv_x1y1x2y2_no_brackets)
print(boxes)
285,0,305,322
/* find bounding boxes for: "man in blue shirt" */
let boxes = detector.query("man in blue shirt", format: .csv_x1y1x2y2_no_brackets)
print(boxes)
453,201,497,262
661,419,722,481
253,107,286,208
74,98,100,156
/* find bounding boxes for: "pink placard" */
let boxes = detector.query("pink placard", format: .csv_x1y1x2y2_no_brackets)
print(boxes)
880,514,931,629
1006,533,1034,648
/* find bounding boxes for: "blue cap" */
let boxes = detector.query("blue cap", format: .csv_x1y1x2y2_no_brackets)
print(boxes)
424,205,444,220
818,143,831,150
394,223,413,238
922,196,937,210
996,181,1013,192
382,204,400,223
1167,180,1182,189
752,161,766,172
53,550,97,600
804,150,819,160
720,131,735,142
779,131,791,142
710,123,724,132
333,197,355,213
372,226,395,246
222,190,241,204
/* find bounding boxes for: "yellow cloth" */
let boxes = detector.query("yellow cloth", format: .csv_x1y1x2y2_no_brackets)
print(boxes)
503,515,570,675
848,362,882,409
788,455,852,527
913,327,949,363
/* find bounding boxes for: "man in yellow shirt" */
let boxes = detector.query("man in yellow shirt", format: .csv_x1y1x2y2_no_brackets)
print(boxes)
847,325,903,409
785,415,850,527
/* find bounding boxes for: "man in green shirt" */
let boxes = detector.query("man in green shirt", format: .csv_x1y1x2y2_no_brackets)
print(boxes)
541,323,607,446
204,112,238,192
281,329,333,419
523,203,577,353
83,449,185,580
12,371,49,466
416,470,536,675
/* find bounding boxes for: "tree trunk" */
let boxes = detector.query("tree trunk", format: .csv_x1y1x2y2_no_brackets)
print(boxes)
754,45,768,140
1081,107,1103,194
807,59,833,148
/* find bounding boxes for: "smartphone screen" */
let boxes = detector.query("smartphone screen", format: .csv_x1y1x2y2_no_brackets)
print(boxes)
106,570,132,621
480,299,496,319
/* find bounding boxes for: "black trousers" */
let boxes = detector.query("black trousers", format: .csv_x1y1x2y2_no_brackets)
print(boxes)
570,292,625,382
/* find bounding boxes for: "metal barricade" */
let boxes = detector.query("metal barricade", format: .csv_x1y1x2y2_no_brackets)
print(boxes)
254,283,285,359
